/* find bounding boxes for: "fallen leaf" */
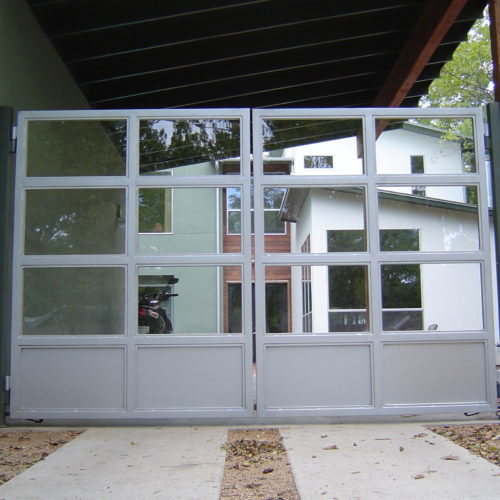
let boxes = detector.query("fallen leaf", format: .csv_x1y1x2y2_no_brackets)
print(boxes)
263,467,273,474
441,455,460,461
323,445,338,450
413,433,427,439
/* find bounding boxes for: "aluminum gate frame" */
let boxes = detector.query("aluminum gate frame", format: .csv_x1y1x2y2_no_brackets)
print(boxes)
7,107,497,422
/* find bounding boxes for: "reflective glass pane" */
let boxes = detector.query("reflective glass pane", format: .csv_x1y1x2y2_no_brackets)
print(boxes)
139,119,240,175
262,119,364,175
329,265,369,332
138,187,241,254
375,117,476,174
263,265,369,334
277,187,366,253
138,266,242,334
23,267,125,335
382,263,483,331
25,189,126,255
27,120,126,176
378,186,479,251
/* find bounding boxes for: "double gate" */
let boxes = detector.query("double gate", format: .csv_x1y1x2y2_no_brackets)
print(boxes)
9,107,497,421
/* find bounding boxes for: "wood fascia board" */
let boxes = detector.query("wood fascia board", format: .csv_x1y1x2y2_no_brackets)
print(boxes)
373,0,468,107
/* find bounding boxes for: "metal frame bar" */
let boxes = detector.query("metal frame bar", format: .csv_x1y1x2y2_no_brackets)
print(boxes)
0,107,14,424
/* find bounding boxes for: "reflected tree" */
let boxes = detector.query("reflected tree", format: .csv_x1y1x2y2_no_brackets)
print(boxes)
139,119,240,173
25,189,125,255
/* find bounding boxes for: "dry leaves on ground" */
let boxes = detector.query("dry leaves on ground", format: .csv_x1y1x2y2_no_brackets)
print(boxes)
0,430,82,485
220,428,299,500
427,423,500,466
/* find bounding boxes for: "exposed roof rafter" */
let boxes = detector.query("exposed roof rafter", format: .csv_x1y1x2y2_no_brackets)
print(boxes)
374,0,469,107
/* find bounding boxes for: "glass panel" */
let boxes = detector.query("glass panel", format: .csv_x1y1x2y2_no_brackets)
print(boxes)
380,229,419,251
138,187,241,254
25,189,126,255
261,118,364,175
27,120,126,177
138,266,242,334
138,188,172,233
139,119,240,175
329,265,369,332
381,263,483,331
278,187,366,253
304,155,333,169
328,230,365,252
263,265,369,334
382,264,421,331
378,186,479,251
375,117,476,174
23,267,125,335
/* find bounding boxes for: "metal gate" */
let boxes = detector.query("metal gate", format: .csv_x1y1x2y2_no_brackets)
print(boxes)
9,107,497,421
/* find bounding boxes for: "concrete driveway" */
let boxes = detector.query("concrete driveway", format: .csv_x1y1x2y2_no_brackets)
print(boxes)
0,422,499,500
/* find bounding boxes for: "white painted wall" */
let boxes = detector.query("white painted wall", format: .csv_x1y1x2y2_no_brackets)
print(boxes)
0,0,89,111
284,127,467,203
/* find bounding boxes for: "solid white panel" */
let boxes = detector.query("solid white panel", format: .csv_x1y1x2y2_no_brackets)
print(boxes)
135,346,244,409
19,347,126,410
382,342,488,405
263,344,372,409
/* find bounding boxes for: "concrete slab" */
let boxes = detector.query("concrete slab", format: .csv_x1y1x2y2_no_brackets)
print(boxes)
0,427,227,500
281,423,500,500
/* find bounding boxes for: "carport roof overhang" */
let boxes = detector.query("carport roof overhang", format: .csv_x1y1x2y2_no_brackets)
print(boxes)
26,0,487,110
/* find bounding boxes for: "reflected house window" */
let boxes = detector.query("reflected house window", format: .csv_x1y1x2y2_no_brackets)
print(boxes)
138,188,172,233
226,187,286,234
382,264,423,331
327,230,366,252
227,283,289,333
381,228,422,330
304,155,333,168
301,237,312,332
328,265,369,332
411,155,425,196
379,229,419,251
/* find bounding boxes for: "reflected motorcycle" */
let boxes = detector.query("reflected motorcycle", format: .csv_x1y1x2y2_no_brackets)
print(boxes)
138,292,177,333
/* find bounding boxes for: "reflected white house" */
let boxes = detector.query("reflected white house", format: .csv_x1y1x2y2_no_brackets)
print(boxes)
277,122,496,335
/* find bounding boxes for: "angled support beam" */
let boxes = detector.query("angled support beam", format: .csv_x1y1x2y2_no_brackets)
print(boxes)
373,0,468,107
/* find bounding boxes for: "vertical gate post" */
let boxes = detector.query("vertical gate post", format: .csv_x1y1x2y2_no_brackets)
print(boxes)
0,107,14,425
488,103,500,348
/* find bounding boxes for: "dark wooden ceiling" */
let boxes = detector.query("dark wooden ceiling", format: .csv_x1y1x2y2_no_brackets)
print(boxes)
26,0,487,109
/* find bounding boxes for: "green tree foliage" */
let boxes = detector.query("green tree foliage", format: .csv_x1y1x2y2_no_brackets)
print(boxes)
420,10,493,109
139,119,240,173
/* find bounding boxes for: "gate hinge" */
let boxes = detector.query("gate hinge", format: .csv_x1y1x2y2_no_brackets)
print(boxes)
10,125,17,154
3,375,10,392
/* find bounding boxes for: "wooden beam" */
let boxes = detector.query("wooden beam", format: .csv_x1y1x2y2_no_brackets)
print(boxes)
373,0,468,107
490,0,500,101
